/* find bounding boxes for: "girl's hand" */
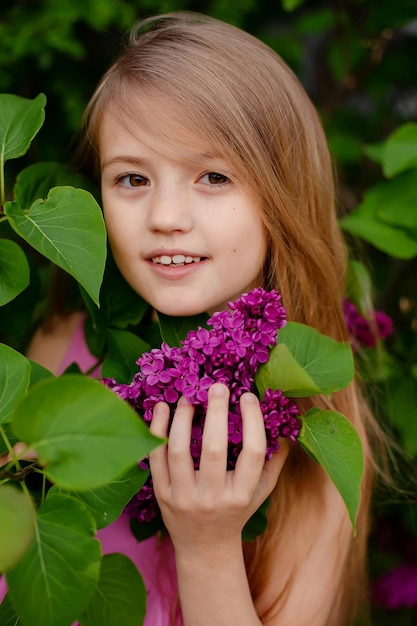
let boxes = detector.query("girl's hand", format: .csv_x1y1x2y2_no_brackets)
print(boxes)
149,383,289,553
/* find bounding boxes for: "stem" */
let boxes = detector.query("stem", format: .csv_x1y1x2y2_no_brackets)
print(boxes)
41,472,47,504
0,425,18,465
0,158,4,207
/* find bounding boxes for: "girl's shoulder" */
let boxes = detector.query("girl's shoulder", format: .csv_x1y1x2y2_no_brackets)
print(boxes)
26,311,86,375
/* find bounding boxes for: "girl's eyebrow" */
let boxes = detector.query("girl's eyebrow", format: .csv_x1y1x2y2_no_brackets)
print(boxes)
101,152,225,171
101,155,150,170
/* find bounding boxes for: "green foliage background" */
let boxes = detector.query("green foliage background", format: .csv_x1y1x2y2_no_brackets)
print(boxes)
1,0,417,623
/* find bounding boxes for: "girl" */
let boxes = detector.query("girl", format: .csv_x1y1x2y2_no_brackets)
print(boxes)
13,11,384,626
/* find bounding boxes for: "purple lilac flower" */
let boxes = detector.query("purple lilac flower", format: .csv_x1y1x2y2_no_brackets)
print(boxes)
343,298,393,351
372,563,417,609
104,288,301,523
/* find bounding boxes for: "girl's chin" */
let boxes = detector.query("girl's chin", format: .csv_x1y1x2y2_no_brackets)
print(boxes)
152,299,232,318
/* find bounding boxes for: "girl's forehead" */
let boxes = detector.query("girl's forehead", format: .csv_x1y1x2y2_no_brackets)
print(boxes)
99,92,226,165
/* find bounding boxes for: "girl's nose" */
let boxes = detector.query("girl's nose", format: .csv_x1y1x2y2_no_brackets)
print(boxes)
146,187,192,233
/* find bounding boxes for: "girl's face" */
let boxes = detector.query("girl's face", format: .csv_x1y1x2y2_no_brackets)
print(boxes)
99,106,266,317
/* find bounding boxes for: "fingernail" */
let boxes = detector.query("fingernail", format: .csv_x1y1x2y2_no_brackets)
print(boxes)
210,383,227,396
241,392,257,404
178,395,190,407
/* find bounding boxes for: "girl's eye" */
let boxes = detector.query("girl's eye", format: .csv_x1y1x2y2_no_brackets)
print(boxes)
117,173,149,187
199,172,229,186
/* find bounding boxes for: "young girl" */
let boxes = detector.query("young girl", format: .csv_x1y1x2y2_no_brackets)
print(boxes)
14,11,384,625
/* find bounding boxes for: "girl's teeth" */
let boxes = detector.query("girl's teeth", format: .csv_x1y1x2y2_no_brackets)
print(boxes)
154,255,201,265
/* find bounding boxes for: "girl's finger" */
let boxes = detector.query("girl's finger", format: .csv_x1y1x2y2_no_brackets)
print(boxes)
198,383,229,494
165,396,195,488
233,392,270,495
149,402,171,493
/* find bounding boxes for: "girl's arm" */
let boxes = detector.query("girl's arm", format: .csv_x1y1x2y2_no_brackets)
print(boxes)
149,384,352,626
26,311,84,374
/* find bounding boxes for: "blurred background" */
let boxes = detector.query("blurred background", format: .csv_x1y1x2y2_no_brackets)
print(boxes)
1,0,417,623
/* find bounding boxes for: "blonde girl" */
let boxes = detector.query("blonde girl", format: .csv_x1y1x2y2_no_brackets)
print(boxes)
23,11,383,626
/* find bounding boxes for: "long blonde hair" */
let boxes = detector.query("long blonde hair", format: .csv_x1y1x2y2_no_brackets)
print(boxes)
80,12,385,624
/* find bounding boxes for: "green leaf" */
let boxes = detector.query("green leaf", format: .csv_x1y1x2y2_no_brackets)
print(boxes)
382,123,417,177
81,250,149,332
0,593,22,625
101,328,149,384
12,374,162,490
6,492,101,626
0,93,46,165
376,170,417,232
242,498,269,542
28,359,55,387
0,486,36,572
298,409,364,531
79,553,146,626
59,465,149,529
157,311,210,347
13,161,98,210
339,178,417,259
255,322,354,398
0,256,41,348
385,375,417,457
4,187,107,306
257,342,321,397
362,141,384,165
0,240,30,306
282,0,305,11
0,344,31,425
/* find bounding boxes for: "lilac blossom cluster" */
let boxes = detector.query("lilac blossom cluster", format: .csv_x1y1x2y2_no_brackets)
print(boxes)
104,288,301,523
343,298,393,352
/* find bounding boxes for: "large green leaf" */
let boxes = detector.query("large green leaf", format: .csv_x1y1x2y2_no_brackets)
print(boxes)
13,161,98,210
255,322,354,398
0,344,31,425
59,465,149,529
11,374,161,490
157,311,210,347
0,93,46,166
101,329,149,384
382,123,417,177
0,239,29,307
6,492,101,626
79,553,146,626
298,409,364,531
4,187,106,306
339,178,417,259
0,486,36,572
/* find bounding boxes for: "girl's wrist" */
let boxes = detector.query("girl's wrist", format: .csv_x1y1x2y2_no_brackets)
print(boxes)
173,534,244,570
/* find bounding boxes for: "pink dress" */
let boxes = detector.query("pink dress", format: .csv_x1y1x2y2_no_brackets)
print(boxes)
0,315,181,626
